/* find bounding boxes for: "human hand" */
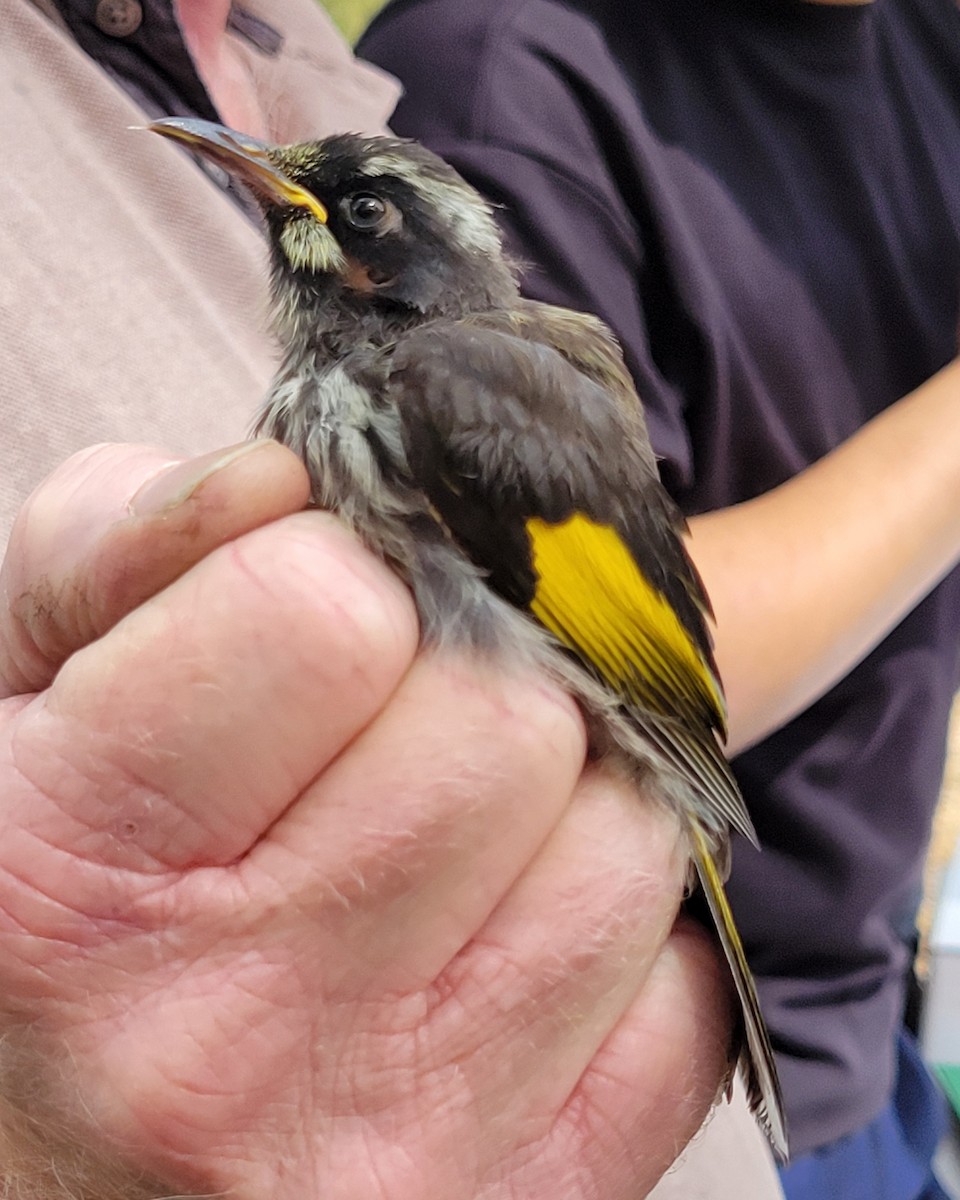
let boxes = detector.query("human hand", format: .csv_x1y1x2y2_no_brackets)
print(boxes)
0,442,733,1200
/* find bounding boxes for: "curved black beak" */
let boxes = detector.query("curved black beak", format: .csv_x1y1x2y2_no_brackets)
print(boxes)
146,117,329,224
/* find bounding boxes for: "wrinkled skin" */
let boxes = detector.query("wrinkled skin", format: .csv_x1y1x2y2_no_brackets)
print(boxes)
0,440,732,1200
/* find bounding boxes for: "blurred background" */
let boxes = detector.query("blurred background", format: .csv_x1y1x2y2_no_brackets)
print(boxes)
322,0,384,43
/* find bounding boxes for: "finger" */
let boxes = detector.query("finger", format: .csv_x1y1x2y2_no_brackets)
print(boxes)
2,513,420,883
424,769,690,1128
644,1076,782,1200
239,650,588,993
0,440,310,698
545,917,735,1198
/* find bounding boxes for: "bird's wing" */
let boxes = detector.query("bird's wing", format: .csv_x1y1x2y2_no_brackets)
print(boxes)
387,313,754,845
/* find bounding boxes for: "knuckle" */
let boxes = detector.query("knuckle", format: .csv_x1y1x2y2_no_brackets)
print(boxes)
463,661,588,784
226,512,420,686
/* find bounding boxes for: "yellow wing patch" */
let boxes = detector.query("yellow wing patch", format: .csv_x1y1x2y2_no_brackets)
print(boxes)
526,513,726,727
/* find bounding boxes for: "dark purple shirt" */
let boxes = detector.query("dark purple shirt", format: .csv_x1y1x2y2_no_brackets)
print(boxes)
361,0,960,1155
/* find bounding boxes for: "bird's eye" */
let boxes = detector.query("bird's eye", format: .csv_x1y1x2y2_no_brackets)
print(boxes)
340,192,395,233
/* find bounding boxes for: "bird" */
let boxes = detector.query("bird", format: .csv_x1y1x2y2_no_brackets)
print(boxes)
147,116,787,1157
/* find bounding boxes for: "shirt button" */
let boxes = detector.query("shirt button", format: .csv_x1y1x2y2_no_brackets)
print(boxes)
94,0,143,37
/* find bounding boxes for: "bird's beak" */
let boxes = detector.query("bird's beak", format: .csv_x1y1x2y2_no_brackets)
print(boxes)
147,117,329,225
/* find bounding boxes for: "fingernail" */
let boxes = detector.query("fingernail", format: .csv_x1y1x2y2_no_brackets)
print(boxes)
130,442,264,516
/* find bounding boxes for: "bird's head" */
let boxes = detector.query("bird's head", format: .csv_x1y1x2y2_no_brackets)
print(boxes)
149,118,518,342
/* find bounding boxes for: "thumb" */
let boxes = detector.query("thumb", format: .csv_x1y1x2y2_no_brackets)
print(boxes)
0,439,310,698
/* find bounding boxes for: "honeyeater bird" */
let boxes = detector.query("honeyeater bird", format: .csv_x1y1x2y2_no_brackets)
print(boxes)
148,116,787,1157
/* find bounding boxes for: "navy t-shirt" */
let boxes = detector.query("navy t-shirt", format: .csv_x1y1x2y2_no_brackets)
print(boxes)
361,0,960,1156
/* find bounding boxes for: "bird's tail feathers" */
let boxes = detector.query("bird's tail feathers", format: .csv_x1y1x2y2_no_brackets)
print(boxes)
688,820,789,1162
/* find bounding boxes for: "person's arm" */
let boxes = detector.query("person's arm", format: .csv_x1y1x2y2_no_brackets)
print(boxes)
690,356,960,753
0,440,732,1200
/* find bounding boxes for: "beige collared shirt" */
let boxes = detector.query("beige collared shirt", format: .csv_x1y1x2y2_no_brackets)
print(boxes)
0,0,398,541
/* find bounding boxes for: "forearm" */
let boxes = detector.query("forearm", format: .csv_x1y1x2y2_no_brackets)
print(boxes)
689,356,960,754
